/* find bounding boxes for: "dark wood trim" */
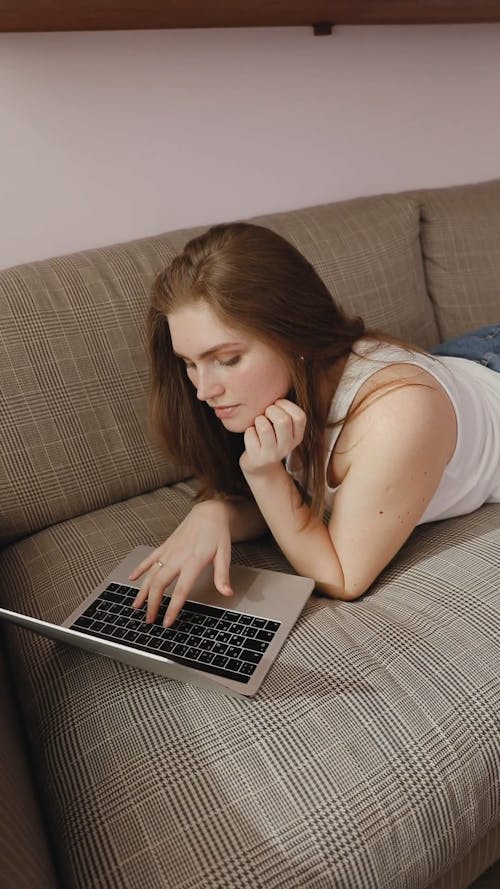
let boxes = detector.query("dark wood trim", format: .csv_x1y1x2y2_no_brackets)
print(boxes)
1,1,500,34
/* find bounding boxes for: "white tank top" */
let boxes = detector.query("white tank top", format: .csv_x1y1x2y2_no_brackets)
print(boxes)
286,338,500,523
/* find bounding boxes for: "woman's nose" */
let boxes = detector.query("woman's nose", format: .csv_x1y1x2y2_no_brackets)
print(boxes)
196,369,224,402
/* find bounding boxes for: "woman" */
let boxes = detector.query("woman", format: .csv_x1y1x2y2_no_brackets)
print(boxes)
130,222,500,626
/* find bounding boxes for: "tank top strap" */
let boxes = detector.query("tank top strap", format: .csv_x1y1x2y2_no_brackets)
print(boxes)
324,338,425,491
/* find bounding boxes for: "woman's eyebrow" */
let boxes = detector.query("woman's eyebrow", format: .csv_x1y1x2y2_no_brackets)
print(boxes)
173,342,244,360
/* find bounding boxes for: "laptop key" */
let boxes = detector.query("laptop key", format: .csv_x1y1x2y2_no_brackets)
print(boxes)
242,638,268,653
239,662,258,676
186,647,201,660
251,617,267,628
256,629,275,644
198,651,215,664
73,616,93,630
212,643,228,655
266,621,280,632
101,590,122,605
226,646,241,659
149,625,164,636
239,649,263,664
112,627,128,640
202,627,218,640
173,643,189,657
240,626,258,638
237,614,253,625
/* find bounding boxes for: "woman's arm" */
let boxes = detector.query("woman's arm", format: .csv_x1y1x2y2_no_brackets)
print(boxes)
214,495,269,542
241,370,457,600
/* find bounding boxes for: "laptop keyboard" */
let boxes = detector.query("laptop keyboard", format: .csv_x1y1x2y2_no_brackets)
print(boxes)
70,582,281,684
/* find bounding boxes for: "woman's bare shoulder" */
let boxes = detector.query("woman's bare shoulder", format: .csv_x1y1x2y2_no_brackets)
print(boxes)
330,362,457,485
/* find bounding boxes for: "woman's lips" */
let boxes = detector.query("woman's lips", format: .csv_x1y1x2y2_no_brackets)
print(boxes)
214,405,239,419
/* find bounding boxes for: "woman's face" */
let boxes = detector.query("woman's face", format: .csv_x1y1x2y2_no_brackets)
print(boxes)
168,302,292,433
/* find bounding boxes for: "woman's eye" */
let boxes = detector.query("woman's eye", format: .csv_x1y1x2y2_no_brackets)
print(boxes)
217,355,240,367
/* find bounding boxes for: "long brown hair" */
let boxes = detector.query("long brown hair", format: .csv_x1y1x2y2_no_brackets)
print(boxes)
147,221,368,515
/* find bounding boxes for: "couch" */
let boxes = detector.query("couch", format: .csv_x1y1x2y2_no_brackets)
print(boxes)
1,178,499,889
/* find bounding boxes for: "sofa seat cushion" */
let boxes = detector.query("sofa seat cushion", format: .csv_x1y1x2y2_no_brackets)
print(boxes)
416,178,500,340
2,488,499,889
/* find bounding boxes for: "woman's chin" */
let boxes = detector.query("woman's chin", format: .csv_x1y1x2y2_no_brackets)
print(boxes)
220,416,248,433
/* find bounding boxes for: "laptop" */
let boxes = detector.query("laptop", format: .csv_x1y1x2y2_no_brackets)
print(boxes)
0,545,314,697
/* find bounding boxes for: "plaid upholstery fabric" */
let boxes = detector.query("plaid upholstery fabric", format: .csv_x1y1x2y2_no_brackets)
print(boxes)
0,236,190,546
413,179,500,340
251,194,440,350
2,484,499,889
0,636,59,889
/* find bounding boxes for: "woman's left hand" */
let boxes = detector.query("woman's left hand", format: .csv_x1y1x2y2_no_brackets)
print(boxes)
240,398,306,477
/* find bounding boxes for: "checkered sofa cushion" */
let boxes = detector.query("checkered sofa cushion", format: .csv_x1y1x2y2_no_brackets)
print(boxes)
414,178,500,340
251,193,440,350
0,236,189,545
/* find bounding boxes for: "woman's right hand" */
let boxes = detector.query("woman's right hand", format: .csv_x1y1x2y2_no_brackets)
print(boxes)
128,500,234,627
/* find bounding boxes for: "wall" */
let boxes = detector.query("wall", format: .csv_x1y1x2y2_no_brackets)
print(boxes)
0,23,499,269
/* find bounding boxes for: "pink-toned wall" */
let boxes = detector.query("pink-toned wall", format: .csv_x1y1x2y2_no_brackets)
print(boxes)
1,24,499,269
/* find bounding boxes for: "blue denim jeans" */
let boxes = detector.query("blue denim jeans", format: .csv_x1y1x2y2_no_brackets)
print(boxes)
431,324,500,372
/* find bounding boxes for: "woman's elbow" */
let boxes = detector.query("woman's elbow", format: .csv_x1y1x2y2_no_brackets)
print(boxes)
314,578,368,602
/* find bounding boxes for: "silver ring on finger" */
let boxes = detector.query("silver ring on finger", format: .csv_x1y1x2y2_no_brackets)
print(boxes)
154,559,164,569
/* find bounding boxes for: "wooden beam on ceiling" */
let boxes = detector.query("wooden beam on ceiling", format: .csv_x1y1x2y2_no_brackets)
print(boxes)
0,1,499,33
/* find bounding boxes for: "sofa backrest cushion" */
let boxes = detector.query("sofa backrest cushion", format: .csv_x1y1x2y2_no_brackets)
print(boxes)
250,193,439,350
0,236,190,545
0,192,438,545
415,178,500,340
